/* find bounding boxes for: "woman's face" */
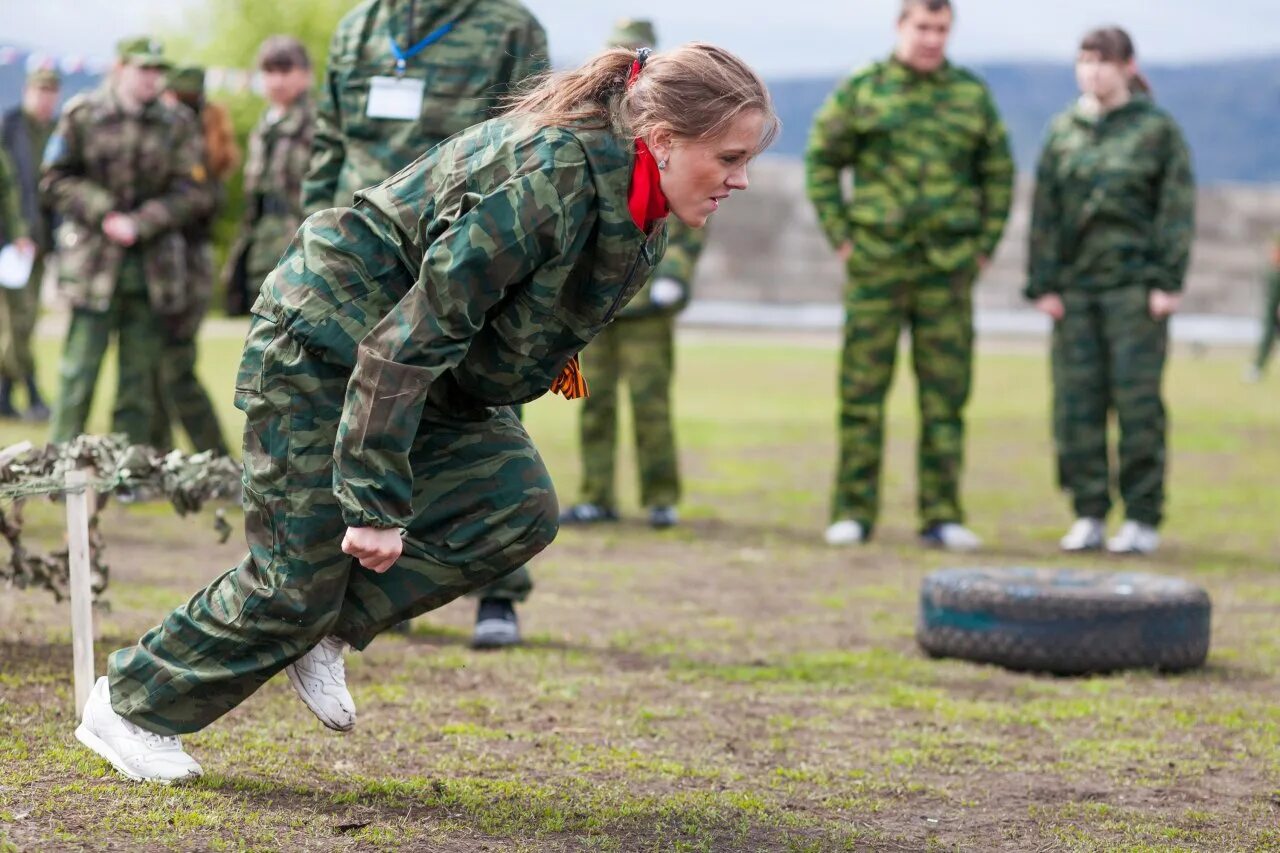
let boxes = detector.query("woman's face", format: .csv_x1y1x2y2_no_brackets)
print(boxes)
649,109,765,228
1076,50,1133,102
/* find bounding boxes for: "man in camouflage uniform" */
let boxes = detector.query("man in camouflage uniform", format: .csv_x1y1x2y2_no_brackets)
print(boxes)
303,0,549,647
805,0,1013,550
560,19,707,531
224,37,315,316
0,66,59,421
42,37,205,446
1246,238,1280,382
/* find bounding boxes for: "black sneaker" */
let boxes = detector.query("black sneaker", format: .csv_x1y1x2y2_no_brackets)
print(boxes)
472,599,520,649
559,503,619,525
648,506,678,528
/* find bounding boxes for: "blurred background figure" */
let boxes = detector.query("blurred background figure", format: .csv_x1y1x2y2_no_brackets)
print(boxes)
1244,237,1280,382
560,18,709,532
303,0,549,648
1026,26,1195,556
0,64,59,421
148,64,237,454
806,0,1013,552
42,36,205,446
223,36,314,317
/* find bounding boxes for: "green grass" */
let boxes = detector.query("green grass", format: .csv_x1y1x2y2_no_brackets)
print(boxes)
0,324,1277,850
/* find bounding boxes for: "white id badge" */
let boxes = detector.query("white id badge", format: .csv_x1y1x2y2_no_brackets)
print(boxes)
366,76,425,120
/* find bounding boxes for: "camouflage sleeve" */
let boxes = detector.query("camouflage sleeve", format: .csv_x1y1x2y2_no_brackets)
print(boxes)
0,150,27,242
804,76,859,251
976,89,1015,260
652,218,705,287
1025,125,1062,300
40,107,116,226
302,26,348,216
332,164,593,529
131,112,207,240
1150,119,1195,293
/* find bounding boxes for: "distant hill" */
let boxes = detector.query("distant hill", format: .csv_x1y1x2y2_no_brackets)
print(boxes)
763,55,1280,184
3,46,1278,183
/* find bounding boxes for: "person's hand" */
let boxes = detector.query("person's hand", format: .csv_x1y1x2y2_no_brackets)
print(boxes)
102,212,138,247
1149,290,1182,320
649,277,684,307
1269,243,1280,270
341,526,403,573
977,254,990,271
1034,293,1065,321
12,237,35,256
838,242,852,262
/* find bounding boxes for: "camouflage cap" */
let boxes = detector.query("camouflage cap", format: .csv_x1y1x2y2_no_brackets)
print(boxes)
607,18,657,50
116,35,171,68
167,65,205,97
27,66,61,90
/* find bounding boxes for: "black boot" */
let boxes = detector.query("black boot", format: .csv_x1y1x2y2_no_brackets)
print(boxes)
21,375,49,422
0,378,16,418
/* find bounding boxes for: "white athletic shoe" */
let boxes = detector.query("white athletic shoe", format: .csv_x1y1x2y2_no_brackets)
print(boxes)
75,676,202,784
285,636,356,732
1107,520,1160,555
922,522,983,552
1243,365,1262,384
1060,517,1106,552
824,520,866,546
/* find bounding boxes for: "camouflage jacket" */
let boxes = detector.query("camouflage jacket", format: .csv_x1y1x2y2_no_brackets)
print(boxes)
805,56,1014,272
302,0,548,215
256,116,665,529
615,218,706,320
40,85,205,314
1026,94,1195,297
231,96,315,277
0,148,26,246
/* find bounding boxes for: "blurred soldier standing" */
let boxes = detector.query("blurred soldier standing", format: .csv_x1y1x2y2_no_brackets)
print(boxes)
42,37,205,445
1245,237,1280,382
805,0,1013,551
0,66,59,420
303,0,549,647
147,65,238,454
224,37,315,317
559,21,707,530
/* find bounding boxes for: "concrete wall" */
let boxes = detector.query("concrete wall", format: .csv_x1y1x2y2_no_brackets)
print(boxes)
696,158,1280,316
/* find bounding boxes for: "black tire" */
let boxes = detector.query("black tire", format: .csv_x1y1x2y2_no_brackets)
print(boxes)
916,567,1211,675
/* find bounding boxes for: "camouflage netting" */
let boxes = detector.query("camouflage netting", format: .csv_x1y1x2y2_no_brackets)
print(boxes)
0,435,242,601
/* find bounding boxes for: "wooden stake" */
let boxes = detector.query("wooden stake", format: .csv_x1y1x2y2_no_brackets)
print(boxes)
66,469,95,717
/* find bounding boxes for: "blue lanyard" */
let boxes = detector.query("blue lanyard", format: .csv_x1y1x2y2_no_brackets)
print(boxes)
389,22,455,75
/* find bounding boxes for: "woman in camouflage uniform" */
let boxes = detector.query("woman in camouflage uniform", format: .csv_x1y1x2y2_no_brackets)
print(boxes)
1026,27,1195,556
75,42,777,784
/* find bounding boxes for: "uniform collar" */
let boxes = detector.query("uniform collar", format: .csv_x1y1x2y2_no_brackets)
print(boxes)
885,53,951,82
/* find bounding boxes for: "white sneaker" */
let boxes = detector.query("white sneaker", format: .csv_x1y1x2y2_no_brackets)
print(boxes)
1060,517,1105,552
1243,365,1262,384
1107,520,1160,555
285,636,356,732
824,520,866,546
74,676,202,784
922,522,982,552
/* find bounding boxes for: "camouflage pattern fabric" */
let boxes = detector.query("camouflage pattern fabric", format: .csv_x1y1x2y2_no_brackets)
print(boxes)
805,56,1014,272
1052,286,1168,526
106,115,664,734
1254,268,1280,372
0,256,41,380
225,96,315,314
614,217,703,319
833,253,977,531
40,84,205,315
0,148,25,245
0,110,54,385
1026,94,1195,299
302,0,548,215
805,56,1011,530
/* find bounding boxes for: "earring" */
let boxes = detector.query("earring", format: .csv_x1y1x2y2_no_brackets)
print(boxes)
657,159,667,170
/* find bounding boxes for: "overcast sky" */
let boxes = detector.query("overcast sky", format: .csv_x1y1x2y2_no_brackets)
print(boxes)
5,0,1280,75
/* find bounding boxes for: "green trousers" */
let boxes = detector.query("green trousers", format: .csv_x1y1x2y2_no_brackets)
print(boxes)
108,318,557,735
50,254,163,445
833,256,976,531
1052,286,1168,527
0,254,41,381
1253,270,1280,372
578,315,679,509
147,336,229,455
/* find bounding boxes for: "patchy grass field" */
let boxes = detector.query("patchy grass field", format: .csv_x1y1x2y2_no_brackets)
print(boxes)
1,324,1278,852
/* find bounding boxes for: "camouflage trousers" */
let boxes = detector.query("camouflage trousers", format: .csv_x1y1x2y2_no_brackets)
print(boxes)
1052,286,1168,527
833,256,976,531
108,318,558,735
0,254,41,381
147,336,229,455
1253,270,1280,372
50,253,164,445
578,315,679,509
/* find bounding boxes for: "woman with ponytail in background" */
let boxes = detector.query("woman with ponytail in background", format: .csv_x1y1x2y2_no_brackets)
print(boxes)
1025,27,1195,556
